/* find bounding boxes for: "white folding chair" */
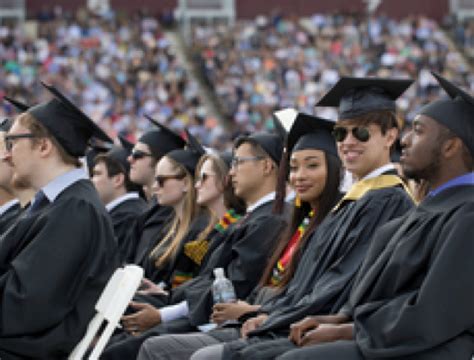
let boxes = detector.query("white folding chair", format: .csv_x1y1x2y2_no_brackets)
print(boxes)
69,264,144,360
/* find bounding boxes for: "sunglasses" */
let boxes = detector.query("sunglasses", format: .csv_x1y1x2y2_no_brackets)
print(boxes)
195,172,215,184
155,173,186,187
332,126,370,143
131,149,153,160
4,133,37,152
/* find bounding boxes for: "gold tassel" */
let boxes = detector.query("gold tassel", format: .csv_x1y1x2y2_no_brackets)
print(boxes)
295,194,301,208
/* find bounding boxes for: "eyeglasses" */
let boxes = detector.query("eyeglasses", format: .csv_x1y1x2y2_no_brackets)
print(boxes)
131,149,153,160
195,172,215,184
4,133,37,151
332,126,370,143
155,173,186,187
230,156,266,168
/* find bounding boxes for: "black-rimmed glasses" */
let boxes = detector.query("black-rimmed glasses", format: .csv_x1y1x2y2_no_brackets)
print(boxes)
131,149,153,160
332,126,371,143
230,156,266,168
155,173,186,187
4,133,37,151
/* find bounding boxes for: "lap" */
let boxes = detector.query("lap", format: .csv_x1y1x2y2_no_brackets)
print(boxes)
277,340,364,360
239,338,296,360
138,332,221,360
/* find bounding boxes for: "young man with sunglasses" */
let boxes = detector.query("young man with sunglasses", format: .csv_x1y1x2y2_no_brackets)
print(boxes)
92,141,147,263
270,72,474,360
0,83,119,359
101,132,289,360
125,117,186,264
207,77,416,360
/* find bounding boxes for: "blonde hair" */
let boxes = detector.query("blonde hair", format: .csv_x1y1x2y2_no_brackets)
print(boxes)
152,156,200,267
192,154,228,242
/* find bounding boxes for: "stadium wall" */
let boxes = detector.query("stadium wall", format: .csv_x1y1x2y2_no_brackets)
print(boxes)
25,0,449,21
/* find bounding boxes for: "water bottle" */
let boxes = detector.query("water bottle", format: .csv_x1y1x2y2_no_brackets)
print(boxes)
212,268,236,304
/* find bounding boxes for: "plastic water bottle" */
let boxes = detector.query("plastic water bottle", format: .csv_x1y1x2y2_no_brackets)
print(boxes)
212,268,236,304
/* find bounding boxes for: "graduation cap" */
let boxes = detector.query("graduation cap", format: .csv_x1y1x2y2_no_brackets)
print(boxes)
139,115,186,159
85,138,114,176
166,129,206,175
285,112,337,158
235,132,284,166
106,144,132,174
26,82,112,157
118,135,135,153
317,77,414,120
417,72,474,156
219,150,233,169
4,96,30,112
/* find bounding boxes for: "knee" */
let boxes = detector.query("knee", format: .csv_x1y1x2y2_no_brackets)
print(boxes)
190,344,224,360
137,337,154,360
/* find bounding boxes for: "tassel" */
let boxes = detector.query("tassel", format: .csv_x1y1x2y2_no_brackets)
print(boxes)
295,194,301,208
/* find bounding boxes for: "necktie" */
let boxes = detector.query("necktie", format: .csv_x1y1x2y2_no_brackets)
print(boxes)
28,190,49,215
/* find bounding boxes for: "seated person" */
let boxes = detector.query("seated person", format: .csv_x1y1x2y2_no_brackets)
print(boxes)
136,112,344,360
0,83,119,358
248,73,474,360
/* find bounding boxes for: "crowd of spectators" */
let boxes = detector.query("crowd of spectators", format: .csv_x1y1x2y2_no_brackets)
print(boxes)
1,8,473,147
191,13,473,132
451,17,474,61
0,7,225,148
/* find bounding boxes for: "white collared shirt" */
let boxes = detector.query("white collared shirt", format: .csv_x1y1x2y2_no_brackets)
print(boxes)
361,163,396,181
41,168,89,203
0,199,19,216
106,192,140,212
246,191,276,214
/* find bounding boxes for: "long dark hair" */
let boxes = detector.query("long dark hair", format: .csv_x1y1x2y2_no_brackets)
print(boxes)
259,152,343,288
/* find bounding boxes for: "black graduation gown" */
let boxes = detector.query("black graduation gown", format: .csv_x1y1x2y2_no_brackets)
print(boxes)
100,200,288,360
141,213,210,287
172,200,288,327
0,180,119,359
109,196,147,263
0,202,22,235
248,185,414,338
127,201,173,264
343,184,474,360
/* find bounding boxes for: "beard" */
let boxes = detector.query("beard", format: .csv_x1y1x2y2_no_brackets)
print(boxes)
402,147,441,183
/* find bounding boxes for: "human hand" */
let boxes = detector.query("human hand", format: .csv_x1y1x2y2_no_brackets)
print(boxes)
211,300,259,324
121,301,161,335
299,323,354,347
137,278,168,296
289,316,320,345
240,314,268,338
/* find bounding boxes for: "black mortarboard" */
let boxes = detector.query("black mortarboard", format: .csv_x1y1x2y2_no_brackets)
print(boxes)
118,135,135,153
106,144,132,174
287,113,337,157
219,150,233,169
317,77,414,120
235,132,284,165
86,139,113,176
27,82,112,157
418,72,474,156
4,96,30,112
139,115,186,159
167,129,206,175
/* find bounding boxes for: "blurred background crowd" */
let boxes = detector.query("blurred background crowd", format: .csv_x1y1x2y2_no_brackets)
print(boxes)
0,1,473,150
